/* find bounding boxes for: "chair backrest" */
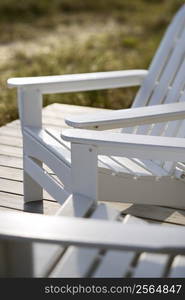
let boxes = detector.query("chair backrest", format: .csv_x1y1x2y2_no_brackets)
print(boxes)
122,5,185,172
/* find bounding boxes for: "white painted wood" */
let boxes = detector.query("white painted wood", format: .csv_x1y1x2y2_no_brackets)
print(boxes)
24,127,71,167
24,156,69,205
33,194,95,277
98,172,185,209
132,5,185,109
150,61,185,140
136,27,185,135
168,255,185,277
49,204,120,277
123,5,185,135
44,127,185,208
18,88,42,128
45,127,170,178
131,158,168,176
46,127,166,177
92,215,146,278
132,253,169,277
65,102,185,130
93,251,134,278
62,129,185,162
71,143,98,201
23,130,71,192
1,210,185,253
108,157,152,176
23,123,185,208
8,70,147,94
0,207,185,277
18,88,43,202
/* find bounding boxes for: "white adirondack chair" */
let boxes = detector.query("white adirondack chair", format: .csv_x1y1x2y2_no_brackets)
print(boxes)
7,4,185,209
1,207,185,277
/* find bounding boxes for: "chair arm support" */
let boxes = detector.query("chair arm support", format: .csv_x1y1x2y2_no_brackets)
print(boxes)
65,102,185,130
7,70,147,94
0,210,184,254
62,129,185,161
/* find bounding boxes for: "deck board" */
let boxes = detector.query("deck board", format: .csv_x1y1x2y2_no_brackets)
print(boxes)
0,103,185,225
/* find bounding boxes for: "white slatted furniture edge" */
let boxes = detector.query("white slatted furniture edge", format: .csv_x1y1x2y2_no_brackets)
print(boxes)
1,206,185,277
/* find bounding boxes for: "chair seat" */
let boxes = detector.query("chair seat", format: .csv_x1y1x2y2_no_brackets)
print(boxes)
46,128,169,177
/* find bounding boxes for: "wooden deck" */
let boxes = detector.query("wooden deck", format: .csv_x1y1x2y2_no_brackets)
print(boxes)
0,103,185,226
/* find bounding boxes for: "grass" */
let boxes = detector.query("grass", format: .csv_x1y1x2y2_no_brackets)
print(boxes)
0,0,184,126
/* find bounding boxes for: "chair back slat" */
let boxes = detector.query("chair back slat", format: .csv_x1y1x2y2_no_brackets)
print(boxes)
123,5,185,135
122,5,185,174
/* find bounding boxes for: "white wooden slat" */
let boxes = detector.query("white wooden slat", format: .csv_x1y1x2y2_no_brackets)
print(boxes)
33,195,95,277
152,63,185,139
23,129,72,196
8,70,147,94
168,255,185,277
132,159,168,176
109,157,152,176
24,156,70,205
136,29,185,136
162,92,185,172
65,102,185,130
71,143,98,202
133,5,185,109
92,215,147,278
45,128,71,150
162,95,185,142
148,35,185,107
18,88,42,128
1,205,185,252
97,155,131,174
93,251,134,278
49,204,120,278
123,5,185,134
132,253,169,277
25,127,71,166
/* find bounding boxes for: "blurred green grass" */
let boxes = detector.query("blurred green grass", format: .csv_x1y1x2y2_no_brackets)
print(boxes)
0,0,184,126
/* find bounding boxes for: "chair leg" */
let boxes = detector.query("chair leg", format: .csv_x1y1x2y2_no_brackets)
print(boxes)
23,157,43,203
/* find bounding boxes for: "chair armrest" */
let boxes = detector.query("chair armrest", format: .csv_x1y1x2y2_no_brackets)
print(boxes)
0,210,184,254
65,102,185,130
62,129,185,161
7,70,147,94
